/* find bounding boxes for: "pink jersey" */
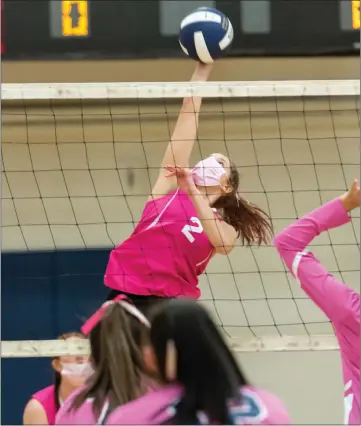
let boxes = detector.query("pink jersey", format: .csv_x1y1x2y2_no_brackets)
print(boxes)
55,388,99,425
274,198,360,425
56,380,160,425
105,385,291,425
104,189,215,299
32,385,57,425
55,388,106,425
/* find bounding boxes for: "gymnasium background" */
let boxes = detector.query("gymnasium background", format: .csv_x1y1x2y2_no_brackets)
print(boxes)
1,1,360,424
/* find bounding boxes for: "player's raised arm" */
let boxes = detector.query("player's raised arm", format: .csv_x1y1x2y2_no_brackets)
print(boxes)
274,180,360,324
151,63,213,199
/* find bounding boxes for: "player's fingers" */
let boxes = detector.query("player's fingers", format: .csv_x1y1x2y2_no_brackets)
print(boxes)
350,179,360,195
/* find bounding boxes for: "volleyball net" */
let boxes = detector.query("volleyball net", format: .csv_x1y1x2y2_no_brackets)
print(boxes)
2,80,360,357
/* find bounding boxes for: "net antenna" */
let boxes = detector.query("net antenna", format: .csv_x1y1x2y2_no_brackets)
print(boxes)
2,80,359,357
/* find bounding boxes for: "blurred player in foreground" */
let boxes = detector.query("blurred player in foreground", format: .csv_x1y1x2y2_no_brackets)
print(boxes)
58,298,290,425
106,299,290,425
55,296,151,424
23,332,91,425
104,62,272,313
274,180,360,425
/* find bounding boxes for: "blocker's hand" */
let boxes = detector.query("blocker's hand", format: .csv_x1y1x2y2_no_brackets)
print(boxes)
340,179,360,212
165,165,198,194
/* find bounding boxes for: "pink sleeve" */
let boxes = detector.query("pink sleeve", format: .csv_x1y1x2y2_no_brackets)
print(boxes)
274,198,359,324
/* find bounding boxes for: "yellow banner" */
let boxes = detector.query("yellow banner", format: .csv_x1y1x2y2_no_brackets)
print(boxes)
62,0,89,37
352,0,360,29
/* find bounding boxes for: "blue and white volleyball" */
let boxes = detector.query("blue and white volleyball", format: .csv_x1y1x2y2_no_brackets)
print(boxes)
179,7,234,64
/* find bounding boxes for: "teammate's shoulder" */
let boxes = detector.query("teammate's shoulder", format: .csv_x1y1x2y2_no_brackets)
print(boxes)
32,384,55,399
23,398,48,424
106,385,182,424
24,398,47,414
239,386,291,425
248,386,283,405
143,190,181,215
147,189,181,203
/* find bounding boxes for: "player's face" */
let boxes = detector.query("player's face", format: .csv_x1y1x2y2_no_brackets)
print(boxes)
192,153,233,199
52,336,91,386
211,153,233,194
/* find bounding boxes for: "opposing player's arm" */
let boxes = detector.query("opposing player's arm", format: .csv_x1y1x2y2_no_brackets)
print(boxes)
274,181,360,324
23,399,49,425
151,63,213,200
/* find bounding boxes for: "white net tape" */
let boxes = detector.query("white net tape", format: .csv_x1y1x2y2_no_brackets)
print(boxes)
2,80,359,356
1,335,339,358
2,80,360,100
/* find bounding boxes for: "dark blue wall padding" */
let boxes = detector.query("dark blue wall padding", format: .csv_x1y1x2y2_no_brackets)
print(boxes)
1,249,110,425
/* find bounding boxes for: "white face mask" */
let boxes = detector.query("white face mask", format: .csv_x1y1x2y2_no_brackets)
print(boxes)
61,362,94,384
191,156,226,187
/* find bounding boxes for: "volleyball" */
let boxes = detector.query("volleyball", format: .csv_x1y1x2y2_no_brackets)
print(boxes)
179,7,234,64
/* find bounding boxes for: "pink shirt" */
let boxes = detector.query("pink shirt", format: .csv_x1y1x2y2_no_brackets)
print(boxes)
105,385,291,425
274,198,360,425
55,389,98,425
104,190,215,299
32,385,57,425
56,385,290,425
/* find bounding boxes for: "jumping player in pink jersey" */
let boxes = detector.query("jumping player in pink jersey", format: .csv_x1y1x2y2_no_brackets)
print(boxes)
56,296,151,425
24,332,91,425
103,299,291,425
274,180,360,425
105,62,272,312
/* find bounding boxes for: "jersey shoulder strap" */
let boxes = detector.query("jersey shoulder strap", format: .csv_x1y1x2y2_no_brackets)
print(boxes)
97,401,112,425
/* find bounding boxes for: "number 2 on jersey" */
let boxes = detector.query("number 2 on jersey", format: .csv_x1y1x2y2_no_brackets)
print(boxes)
182,217,203,243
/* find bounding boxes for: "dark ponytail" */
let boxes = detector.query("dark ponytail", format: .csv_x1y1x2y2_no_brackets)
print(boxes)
54,371,62,411
212,163,273,245
213,193,273,246
71,303,146,418
148,299,249,425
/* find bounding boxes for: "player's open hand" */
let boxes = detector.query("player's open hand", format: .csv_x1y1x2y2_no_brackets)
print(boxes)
164,165,198,194
340,179,360,212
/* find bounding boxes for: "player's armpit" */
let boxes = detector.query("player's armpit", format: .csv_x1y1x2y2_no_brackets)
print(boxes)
295,251,360,326
23,399,49,425
150,175,177,201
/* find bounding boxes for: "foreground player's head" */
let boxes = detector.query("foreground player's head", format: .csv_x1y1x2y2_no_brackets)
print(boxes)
192,153,273,245
143,298,248,424
52,332,91,409
72,297,150,418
